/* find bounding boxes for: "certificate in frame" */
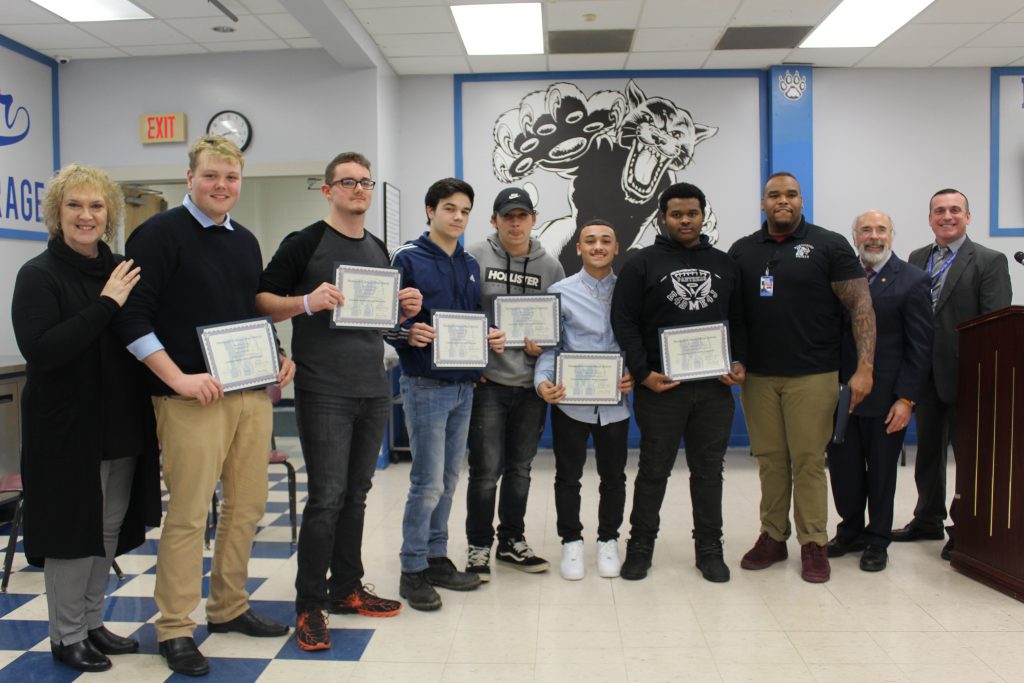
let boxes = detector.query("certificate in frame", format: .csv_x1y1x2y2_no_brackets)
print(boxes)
493,293,560,348
555,351,623,405
331,262,401,329
196,317,280,392
431,310,489,369
659,322,731,382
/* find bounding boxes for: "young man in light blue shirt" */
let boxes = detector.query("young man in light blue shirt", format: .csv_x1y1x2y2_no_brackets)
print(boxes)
534,219,634,580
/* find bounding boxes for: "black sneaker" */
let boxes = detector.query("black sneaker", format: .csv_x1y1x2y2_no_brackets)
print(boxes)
695,539,731,583
466,544,491,582
425,556,482,591
496,537,550,573
620,538,654,580
399,571,442,611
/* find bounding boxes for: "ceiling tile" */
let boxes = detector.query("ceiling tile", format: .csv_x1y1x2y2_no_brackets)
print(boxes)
638,0,742,28
257,13,311,39
933,46,1024,66
237,0,288,12
122,44,210,56
856,45,954,67
732,0,834,26
632,27,721,52
547,52,627,70
880,22,990,48
378,33,464,57
353,6,454,34
286,37,321,49
387,55,471,74
0,0,66,24
133,0,250,19
784,47,872,68
165,15,279,42
204,39,290,52
546,1,641,31
968,23,1024,47
347,0,444,7
702,48,791,69
0,24,108,49
914,0,1023,23
469,54,548,72
625,50,709,69
78,19,190,46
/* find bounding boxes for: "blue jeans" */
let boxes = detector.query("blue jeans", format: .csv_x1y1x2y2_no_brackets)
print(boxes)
399,376,474,573
294,390,388,612
465,381,547,547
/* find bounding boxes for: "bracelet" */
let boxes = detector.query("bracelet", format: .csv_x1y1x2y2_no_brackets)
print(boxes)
898,397,915,408
302,294,313,316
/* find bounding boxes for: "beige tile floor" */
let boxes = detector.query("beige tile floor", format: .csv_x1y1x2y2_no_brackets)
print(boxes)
339,445,1024,683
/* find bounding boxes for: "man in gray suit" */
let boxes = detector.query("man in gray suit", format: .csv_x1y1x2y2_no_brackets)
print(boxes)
892,188,1011,560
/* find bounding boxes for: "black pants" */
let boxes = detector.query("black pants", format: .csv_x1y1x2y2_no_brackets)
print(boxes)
911,379,958,533
826,413,906,547
551,407,629,543
629,381,734,543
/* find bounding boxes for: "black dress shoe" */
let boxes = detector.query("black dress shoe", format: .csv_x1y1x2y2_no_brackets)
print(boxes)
891,523,945,542
88,624,140,655
826,536,866,558
941,539,954,561
207,608,290,637
159,636,209,677
51,638,112,673
859,545,888,572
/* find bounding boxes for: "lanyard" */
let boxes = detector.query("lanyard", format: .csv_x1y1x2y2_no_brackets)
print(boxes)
927,246,957,280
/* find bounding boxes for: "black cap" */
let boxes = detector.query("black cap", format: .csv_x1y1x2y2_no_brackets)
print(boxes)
493,187,534,216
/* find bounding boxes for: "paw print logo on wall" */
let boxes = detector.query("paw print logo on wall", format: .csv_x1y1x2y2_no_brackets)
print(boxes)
779,70,807,101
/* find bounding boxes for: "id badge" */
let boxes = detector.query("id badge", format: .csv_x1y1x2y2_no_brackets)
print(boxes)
759,275,774,297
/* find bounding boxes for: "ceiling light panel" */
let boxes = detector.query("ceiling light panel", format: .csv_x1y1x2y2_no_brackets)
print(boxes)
801,0,936,48
451,3,543,56
29,0,151,22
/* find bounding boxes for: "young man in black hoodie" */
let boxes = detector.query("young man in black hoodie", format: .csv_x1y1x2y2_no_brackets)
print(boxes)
610,182,747,583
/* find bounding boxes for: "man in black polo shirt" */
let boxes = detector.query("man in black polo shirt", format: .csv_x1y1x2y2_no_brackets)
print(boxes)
728,172,875,583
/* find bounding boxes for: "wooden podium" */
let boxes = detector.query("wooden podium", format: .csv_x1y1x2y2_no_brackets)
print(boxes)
953,305,1024,601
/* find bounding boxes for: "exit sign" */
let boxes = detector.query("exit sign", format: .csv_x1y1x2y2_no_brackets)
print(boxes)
140,112,186,144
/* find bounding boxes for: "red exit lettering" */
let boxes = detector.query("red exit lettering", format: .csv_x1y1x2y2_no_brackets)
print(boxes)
147,115,175,140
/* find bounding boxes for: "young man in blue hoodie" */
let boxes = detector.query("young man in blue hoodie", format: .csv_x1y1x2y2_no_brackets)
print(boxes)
388,178,506,611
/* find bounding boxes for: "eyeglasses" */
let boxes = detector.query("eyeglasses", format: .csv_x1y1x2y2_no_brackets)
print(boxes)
330,178,376,190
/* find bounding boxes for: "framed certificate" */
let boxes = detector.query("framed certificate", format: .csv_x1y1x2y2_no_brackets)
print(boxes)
493,294,560,348
431,310,489,369
660,322,731,382
331,262,401,329
555,352,623,405
197,317,280,392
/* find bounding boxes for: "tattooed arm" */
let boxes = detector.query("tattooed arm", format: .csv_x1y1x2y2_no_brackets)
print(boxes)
831,277,876,411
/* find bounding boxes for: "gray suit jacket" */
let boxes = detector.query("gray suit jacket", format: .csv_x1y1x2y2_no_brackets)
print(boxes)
909,236,1011,403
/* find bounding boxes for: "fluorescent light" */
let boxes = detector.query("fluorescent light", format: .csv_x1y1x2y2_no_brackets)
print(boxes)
29,0,151,22
451,3,543,56
800,0,935,48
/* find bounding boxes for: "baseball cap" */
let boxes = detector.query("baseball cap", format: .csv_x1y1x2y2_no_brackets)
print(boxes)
493,187,534,216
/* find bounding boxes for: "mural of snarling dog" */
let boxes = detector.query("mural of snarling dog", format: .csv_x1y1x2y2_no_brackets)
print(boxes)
492,79,718,273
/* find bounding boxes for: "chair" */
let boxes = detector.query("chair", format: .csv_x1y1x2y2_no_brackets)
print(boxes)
206,384,297,548
1,473,124,593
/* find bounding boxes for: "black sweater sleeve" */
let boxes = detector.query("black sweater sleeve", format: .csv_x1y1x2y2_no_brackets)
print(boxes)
117,218,177,346
611,255,653,384
259,224,322,296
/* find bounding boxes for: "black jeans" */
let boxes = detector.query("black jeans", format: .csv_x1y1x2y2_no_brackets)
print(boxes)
551,407,629,543
466,381,547,547
294,389,389,612
630,380,734,543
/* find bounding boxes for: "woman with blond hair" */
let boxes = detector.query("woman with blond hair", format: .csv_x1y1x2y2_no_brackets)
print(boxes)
11,164,161,673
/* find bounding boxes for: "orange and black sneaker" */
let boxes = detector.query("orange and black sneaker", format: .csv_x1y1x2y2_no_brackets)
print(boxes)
295,609,330,651
329,584,402,618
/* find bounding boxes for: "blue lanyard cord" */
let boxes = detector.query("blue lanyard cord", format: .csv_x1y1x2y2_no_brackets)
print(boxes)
927,247,957,280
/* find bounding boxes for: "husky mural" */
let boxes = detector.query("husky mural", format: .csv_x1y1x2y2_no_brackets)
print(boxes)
492,79,719,273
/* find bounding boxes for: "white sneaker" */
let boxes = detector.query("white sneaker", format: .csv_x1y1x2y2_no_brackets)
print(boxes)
597,539,621,578
560,540,585,580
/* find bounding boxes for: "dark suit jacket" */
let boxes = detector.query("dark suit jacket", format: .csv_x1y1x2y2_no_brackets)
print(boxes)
909,236,1012,404
839,255,934,417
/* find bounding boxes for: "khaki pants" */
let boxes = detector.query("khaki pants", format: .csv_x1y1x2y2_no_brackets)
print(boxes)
152,391,271,641
741,372,838,546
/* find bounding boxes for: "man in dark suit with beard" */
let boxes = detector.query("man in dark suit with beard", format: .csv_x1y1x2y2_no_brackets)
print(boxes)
892,189,1011,560
826,211,933,572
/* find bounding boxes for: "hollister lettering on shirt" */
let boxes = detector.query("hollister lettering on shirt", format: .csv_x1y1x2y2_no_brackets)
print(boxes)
484,267,542,290
665,268,719,311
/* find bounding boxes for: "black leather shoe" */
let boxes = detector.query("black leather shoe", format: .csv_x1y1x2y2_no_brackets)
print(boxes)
88,625,139,655
207,608,290,637
859,545,888,572
51,639,112,672
826,536,867,558
159,636,209,676
620,539,654,581
941,539,954,561
891,523,944,542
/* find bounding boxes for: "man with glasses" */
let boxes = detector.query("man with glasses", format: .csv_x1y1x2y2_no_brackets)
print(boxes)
257,152,423,650
893,189,1010,560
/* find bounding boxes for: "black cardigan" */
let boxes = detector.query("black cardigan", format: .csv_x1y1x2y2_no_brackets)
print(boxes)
11,239,161,564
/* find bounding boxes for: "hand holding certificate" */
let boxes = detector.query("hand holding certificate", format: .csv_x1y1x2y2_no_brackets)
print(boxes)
332,262,401,329
555,352,623,405
431,310,489,369
197,317,281,392
493,294,560,348
660,322,731,382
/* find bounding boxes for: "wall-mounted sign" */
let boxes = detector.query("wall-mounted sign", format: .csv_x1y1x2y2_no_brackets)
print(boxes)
139,112,186,144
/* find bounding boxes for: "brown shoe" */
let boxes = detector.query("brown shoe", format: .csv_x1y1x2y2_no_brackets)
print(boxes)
740,532,788,570
800,542,831,583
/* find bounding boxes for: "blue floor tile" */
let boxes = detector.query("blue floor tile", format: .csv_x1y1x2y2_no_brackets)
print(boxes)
0,593,35,618
1,651,80,683
249,542,295,559
274,627,373,661
0,618,48,649
102,595,159,622
170,657,268,683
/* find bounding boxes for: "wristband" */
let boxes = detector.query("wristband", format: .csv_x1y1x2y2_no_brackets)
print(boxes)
303,294,313,316
898,397,915,409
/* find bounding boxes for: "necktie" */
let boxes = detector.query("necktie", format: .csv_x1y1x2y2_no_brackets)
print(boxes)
864,266,876,284
929,246,949,308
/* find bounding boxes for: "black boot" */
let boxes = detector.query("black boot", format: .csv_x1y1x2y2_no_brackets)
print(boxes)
695,538,731,583
620,538,654,580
